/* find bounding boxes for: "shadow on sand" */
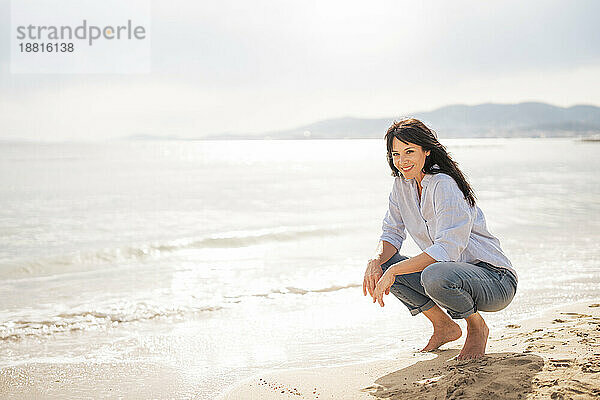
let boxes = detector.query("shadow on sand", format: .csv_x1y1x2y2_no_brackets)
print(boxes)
362,349,543,400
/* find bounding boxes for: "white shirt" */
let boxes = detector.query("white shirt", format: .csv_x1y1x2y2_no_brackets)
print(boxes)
380,172,517,281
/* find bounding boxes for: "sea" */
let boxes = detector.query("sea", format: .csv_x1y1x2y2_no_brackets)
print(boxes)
0,138,599,398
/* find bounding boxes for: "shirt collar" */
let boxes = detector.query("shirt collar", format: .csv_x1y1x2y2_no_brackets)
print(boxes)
421,174,433,189
420,164,440,189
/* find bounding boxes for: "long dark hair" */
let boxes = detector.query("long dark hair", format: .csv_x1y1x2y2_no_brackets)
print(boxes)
385,118,476,207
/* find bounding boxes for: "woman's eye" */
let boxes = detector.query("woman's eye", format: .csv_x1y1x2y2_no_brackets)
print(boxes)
406,150,413,154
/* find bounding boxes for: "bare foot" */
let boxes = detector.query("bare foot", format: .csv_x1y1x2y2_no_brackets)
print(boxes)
457,314,489,360
421,321,462,352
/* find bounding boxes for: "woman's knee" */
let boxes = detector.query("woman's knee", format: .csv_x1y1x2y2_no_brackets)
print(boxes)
478,278,517,312
420,262,459,294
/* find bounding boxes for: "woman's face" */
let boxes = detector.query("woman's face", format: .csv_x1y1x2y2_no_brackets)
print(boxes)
391,137,430,180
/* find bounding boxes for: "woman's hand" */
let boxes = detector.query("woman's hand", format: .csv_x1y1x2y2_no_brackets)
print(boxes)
373,269,396,307
363,259,383,299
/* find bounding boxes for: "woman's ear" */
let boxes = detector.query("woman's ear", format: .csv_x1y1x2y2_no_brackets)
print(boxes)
426,150,431,157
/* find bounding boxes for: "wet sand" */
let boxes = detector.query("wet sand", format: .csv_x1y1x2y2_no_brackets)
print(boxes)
221,301,600,400
1,301,598,399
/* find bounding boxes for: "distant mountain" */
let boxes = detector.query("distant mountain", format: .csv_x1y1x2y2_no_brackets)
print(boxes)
128,102,600,140
411,103,600,138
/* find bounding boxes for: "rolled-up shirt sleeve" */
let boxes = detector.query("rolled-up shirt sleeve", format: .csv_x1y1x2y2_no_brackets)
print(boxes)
379,188,406,251
423,179,474,262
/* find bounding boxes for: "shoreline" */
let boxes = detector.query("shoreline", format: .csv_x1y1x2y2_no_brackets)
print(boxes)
220,300,600,400
1,299,598,399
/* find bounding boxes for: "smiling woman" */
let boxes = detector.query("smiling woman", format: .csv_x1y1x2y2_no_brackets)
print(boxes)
362,118,518,360
392,141,429,179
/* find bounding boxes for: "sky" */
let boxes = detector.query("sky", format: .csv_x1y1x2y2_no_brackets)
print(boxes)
1,0,599,141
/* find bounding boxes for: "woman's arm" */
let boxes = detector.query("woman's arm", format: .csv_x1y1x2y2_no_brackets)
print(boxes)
379,187,406,252
370,239,398,265
387,251,436,275
365,180,407,298
363,240,398,298
371,252,436,306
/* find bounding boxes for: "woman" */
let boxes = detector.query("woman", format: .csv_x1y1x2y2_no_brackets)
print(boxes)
362,118,517,360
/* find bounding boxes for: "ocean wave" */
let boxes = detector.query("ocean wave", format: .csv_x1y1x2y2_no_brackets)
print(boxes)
0,283,360,341
0,225,342,280
224,282,361,299
0,304,222,341
154,225,341,251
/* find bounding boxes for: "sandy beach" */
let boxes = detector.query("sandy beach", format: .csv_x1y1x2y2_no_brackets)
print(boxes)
1,303,598,399
221,301,600,400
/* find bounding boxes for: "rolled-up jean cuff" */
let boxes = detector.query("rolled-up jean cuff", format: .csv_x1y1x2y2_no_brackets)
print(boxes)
448,305,477,319
409,299,436,316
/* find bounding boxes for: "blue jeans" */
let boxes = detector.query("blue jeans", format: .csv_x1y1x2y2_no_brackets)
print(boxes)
380,252,517,319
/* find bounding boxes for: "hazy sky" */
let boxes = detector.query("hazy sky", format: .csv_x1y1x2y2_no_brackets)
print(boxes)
1,0,599,140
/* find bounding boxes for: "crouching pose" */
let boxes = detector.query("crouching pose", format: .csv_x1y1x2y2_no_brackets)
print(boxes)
363,118,517,360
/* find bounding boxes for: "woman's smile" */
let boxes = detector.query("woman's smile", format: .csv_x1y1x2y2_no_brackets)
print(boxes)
391,138,430,181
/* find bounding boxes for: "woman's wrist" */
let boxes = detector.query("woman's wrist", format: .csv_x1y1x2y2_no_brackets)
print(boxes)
368,256,384,265
387,260,405,276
